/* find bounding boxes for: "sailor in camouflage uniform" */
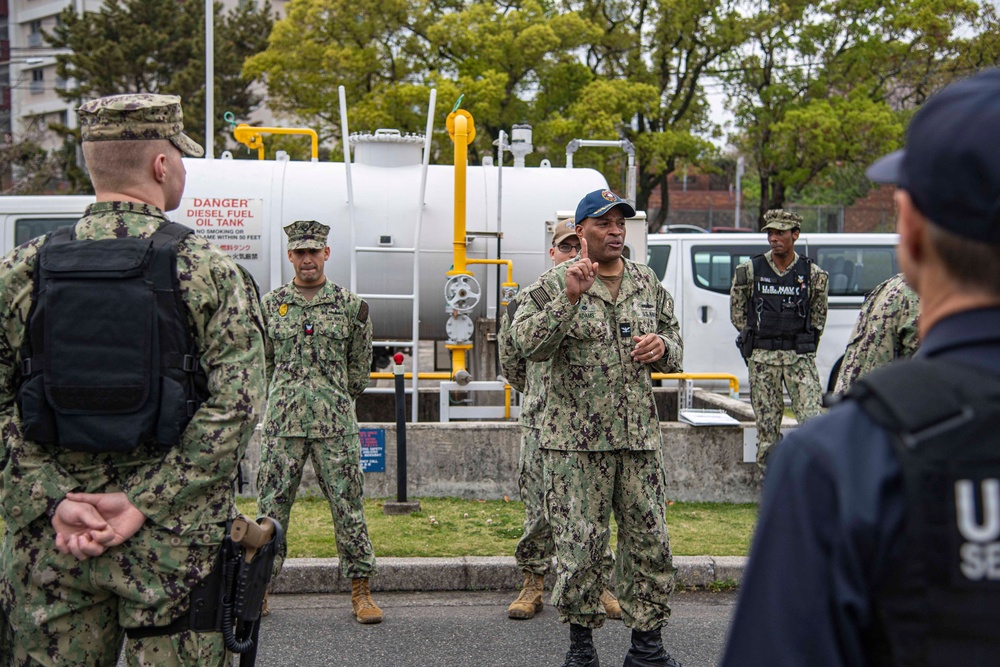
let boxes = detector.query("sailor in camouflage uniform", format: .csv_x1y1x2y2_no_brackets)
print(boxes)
256,220,382,624
498,220,620,623
0,94,266,666
833,272,920,394
511,190,684,667
730,209,829,468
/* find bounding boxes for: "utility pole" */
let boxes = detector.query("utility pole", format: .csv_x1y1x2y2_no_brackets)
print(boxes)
734,157,745,228
205,0,214,159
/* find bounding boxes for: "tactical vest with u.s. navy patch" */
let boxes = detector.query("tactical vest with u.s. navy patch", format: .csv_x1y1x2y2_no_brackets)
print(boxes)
751,254,814,351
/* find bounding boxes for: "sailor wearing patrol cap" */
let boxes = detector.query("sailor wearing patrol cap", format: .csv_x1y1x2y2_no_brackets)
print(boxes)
0,92,266,663
259,218,383,624
730,206,828,468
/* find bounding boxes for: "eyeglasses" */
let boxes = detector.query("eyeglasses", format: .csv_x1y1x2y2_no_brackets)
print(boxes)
556,242,581,253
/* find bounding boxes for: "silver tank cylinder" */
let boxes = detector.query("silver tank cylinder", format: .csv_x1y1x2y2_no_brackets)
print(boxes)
177,135,609,340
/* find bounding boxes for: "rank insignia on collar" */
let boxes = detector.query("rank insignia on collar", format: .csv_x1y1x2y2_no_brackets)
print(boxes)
279,303,289,317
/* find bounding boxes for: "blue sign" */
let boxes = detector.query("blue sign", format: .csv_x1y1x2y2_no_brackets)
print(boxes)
360,429,386,473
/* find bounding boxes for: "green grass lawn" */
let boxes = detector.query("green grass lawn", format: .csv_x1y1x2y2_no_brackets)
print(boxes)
237,496,757,558
0,497,757,557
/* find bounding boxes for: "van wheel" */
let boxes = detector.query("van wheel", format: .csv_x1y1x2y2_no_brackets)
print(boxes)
827,356,844,393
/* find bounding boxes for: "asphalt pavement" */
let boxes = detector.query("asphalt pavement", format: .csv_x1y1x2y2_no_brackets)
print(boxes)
254,589,738,667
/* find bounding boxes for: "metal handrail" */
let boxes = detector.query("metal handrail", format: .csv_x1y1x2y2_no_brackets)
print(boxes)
651,372,740,398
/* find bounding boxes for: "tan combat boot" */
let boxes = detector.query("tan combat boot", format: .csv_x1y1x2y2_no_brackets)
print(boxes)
600,588,622,620
507,571,545,619
351,577,383,624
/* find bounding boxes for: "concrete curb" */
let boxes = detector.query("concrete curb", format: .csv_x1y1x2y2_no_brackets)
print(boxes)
273,556,747,594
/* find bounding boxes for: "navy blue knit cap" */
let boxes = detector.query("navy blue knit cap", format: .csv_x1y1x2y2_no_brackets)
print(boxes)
866,68,1000,243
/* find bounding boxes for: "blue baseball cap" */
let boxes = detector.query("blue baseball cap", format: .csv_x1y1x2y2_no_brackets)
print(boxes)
866,68,1000,243
574,189,636,225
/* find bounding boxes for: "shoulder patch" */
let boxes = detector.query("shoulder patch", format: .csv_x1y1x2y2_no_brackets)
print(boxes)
357,300,369,323
529,286,552,310
734,265,748,285
506,297,519,320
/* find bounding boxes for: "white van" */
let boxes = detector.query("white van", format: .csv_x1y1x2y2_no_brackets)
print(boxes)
647,232,900,393
0,196,95,249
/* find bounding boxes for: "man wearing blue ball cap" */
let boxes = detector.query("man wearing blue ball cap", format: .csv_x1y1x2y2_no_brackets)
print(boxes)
722,68,1000,665
511,189,685,666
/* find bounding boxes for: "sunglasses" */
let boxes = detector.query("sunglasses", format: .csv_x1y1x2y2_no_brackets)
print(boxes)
556,242,581,253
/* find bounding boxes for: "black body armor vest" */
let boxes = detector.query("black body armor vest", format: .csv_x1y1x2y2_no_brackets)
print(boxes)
850,358,1000,666
750,254,814,352
17,222,209,453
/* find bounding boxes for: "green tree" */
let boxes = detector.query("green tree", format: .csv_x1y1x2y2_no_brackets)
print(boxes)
242,0,741,225
424,0,598,161
46,0,274,180
719,0,980,227
551,0,746,230
244,0,596,163
243,0,437,153
0,129,66,195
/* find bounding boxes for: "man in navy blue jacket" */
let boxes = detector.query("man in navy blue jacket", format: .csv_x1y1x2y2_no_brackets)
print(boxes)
721,68,1000,666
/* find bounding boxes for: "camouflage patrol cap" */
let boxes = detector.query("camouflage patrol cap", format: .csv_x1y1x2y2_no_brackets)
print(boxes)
552,218,578,246
77,94,204,158
284,220,330,250
761,209,803,231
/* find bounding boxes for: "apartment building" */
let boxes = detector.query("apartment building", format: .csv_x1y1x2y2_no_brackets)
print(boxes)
3,0,103,150
2,0,283,152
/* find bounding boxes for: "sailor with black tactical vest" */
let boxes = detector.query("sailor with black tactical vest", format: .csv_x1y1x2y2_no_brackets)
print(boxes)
0,94,267,665
729,210,829,468
721,67,1000,667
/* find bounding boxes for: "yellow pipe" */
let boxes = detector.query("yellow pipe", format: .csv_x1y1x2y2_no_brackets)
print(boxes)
651,372,740,397
446,110,475,277
467,258,516,286
444,343,473,382
505,383,511,419
232,124,320,161
466,258,519,305
370,372,454,380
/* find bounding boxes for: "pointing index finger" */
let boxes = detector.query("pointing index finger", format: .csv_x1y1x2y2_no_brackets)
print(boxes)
580,237,589,261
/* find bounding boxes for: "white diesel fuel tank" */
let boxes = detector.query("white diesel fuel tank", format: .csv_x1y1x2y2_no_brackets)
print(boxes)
177,135,616,341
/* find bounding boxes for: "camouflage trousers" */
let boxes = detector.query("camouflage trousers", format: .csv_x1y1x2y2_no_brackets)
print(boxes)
749,355,823,464
543,448,675,631
517,428,615,581
0,587,12,667
257,435,376,580
0,516,229,667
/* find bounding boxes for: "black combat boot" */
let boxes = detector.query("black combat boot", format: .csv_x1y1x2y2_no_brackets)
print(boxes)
622,628,683,667
562,623,599,667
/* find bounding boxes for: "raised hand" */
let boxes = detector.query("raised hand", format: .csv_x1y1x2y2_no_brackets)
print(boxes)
565,237,598,304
